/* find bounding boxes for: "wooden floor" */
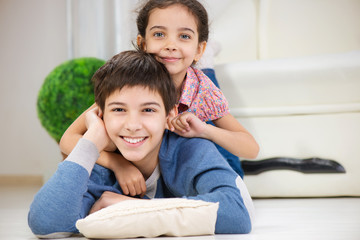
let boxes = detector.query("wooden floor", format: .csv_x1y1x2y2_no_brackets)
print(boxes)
1,185,359,240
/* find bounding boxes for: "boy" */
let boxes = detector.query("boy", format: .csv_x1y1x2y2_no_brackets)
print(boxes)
28,50,254,238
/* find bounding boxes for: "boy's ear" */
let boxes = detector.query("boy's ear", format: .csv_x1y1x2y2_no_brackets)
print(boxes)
165,106,178,128
137,35,146,51
169,106,178,118
98,108,103,118
194,41,207,62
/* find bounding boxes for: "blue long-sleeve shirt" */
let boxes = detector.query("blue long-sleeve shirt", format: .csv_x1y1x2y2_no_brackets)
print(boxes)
158,131,254,233
28,130,254,238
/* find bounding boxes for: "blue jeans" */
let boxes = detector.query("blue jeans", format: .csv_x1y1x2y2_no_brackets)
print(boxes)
28,161,121,236
202,68,244,178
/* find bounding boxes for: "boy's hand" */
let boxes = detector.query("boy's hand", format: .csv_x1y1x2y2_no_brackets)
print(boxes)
83,107,112,152
168,112,207,138
89,191,139,214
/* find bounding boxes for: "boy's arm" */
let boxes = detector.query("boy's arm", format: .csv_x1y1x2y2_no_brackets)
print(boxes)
29,107,109,236
168,112,259,159
160,137,255,234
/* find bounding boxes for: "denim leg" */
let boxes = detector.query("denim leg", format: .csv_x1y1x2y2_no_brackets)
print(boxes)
202,68,244,178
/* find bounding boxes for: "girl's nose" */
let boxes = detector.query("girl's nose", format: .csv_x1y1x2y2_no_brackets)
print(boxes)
165,39,177,51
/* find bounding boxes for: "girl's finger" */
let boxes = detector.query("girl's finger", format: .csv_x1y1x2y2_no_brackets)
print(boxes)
140,181,147,198
128,184,137,196
172,119,186,132
119,183,129,196
179,116,190,129
167,118,175,131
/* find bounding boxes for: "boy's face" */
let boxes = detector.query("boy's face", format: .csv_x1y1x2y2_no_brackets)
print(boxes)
103,86,169,167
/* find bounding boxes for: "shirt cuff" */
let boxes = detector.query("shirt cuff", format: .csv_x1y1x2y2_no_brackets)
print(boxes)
65,138,100,175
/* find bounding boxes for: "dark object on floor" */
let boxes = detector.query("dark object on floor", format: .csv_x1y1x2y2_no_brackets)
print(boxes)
242,157,346,175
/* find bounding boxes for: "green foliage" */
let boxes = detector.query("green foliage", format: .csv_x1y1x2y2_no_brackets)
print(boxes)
37,57,105,142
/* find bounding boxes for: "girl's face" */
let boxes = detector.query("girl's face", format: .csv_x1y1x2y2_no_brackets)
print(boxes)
138,4,206,86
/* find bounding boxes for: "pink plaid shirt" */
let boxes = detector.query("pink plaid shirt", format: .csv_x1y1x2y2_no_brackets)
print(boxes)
177,67,229,122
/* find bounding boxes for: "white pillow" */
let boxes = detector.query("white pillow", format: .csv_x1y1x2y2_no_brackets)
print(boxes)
76,198,219,239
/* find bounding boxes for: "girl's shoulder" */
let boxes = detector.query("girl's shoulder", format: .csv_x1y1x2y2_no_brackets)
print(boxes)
186,67,217,90
182,67,229,122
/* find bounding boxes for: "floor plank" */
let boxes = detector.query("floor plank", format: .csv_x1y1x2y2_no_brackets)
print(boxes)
1,186,359,240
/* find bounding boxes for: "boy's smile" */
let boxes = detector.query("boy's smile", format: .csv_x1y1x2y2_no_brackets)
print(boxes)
122,136,147,145
103,86,169,178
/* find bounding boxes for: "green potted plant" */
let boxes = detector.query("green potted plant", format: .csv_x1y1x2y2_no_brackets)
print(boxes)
37,57,105,143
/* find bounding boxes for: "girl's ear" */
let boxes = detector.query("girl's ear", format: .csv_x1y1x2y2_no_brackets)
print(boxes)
137,35,146,51
194,41,207,62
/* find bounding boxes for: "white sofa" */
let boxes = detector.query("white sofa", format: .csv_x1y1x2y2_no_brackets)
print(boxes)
205,0,360,197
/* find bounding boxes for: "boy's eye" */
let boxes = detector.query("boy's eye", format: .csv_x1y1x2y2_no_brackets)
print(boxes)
180,34,191,40
143,108,155,113
153,32,164,38
113,108,125,112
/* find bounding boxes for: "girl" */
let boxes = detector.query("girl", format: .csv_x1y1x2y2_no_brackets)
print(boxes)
60,0,259,197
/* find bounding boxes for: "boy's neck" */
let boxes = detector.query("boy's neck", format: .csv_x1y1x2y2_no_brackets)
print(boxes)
131,144,161,180
134,157,159,180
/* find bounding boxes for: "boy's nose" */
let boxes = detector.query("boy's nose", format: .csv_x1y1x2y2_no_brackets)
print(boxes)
124,114,142,132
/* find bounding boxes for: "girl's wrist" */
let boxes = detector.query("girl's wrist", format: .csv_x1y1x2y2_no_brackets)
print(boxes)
200,123,214,140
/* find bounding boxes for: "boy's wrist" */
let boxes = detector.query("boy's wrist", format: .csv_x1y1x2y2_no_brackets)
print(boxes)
83,127,105,153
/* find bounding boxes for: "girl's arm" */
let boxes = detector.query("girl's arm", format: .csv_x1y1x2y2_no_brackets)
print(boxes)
210,113,259,159
59,103,146,196
168,112,259,159
59,103,97,156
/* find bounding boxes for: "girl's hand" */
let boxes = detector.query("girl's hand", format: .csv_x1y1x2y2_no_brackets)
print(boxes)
89,191,139,214
111,158,147,198
168,112,207,138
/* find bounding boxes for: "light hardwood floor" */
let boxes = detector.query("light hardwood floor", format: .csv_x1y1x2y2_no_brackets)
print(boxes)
1,185,359,240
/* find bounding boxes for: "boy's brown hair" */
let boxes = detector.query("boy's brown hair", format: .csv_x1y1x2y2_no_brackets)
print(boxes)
93,50,176,114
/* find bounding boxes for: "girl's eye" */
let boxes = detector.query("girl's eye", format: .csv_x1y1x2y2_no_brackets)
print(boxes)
180,34,191,40
153,32,164,38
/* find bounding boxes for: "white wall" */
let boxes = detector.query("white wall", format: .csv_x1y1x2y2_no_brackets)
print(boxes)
0,0,143,181
0,0,67,179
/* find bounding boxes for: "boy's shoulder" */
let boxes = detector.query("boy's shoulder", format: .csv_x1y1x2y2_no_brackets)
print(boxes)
161,130,214,149
158,130,236,181
159,130,221,161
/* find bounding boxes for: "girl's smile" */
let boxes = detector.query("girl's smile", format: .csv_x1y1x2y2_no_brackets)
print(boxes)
159,56,180,63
